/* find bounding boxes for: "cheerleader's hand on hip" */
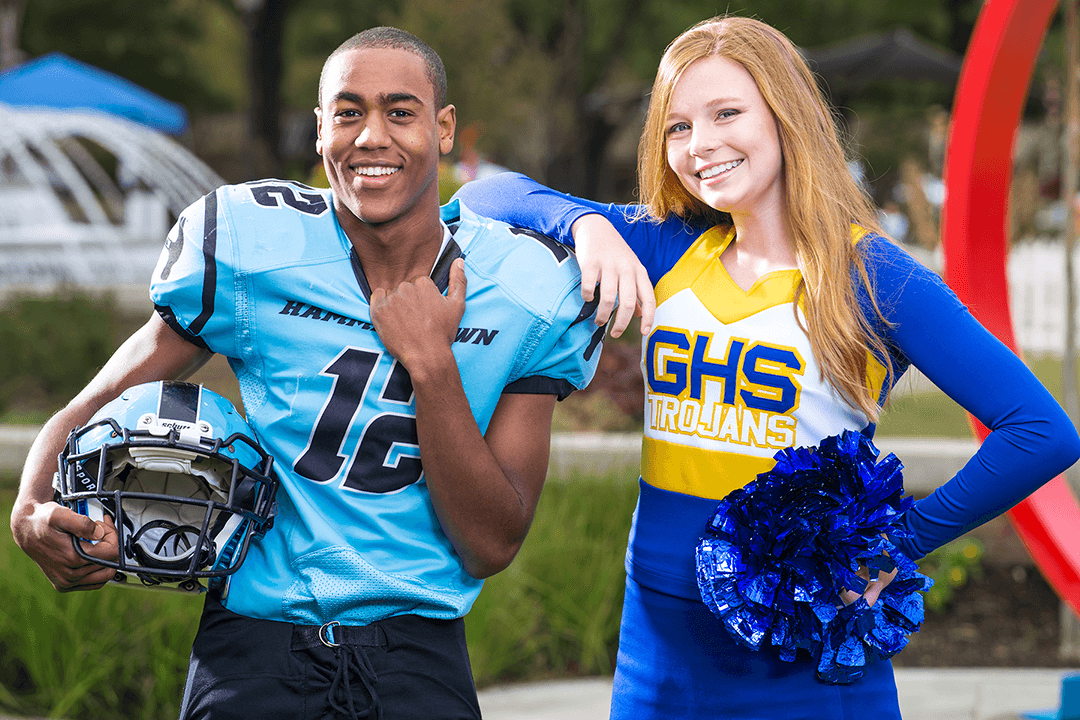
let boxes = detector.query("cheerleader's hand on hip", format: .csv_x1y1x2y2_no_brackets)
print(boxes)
839,559,899,607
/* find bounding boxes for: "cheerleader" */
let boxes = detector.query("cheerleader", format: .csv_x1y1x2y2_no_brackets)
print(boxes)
456,15,1080,719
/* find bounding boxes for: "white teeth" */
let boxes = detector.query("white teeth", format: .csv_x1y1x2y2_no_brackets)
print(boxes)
354,166,400,177
699,159,742,179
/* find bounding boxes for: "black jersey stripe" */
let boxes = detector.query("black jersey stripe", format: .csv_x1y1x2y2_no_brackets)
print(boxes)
158,381,200,423
189,190,218,336
349,247,373,303
570,293,601,327
349,228,463,302
504,375,577,401
155,304,211,351
430,238,463,293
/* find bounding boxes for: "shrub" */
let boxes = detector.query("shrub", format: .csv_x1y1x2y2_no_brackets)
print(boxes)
0,493,201,719
0,292,119,417
0,477,640,717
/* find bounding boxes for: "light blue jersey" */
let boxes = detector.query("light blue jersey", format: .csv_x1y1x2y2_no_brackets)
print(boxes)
150,180,602,625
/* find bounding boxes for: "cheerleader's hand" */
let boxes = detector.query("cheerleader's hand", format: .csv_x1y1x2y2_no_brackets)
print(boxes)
570,213,655,339
839,560,899,607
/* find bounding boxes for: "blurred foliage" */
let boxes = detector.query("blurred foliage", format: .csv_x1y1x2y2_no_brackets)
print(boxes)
552,390,642,434
0,293,119,417
918,536,985,614
19,0,238,112
439,162,466,204
14,0,1010,196
394,0,710,196
0,492,201,720
878,356,1077,438
0,476,636,716
721,0,978,52
281,0,393,109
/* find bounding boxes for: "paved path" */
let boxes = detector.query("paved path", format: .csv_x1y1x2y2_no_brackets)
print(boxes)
476,668,1080,719
0,668,1073,719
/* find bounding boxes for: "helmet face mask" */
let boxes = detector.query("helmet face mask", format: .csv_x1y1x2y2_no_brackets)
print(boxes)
55,381,278,594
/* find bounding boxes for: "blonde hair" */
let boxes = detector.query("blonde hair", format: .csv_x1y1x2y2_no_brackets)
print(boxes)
637,15,892,420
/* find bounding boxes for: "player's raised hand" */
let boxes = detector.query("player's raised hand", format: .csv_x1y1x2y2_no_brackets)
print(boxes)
370,257,468,372
12,500,119,591
571,213,655,338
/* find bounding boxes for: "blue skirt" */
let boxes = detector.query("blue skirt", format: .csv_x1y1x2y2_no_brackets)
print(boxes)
610,575,903,720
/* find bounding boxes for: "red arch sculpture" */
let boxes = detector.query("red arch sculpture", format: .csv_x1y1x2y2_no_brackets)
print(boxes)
942,0,1080,615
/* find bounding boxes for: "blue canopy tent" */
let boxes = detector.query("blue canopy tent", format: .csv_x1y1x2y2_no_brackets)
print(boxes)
0,52,187,134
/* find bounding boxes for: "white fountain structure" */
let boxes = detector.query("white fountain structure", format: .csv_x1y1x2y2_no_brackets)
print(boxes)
0,103,223,307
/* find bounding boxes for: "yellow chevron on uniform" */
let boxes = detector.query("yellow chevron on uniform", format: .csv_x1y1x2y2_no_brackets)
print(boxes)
641,225,887,500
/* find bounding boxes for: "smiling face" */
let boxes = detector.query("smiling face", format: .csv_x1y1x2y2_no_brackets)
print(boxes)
316,47,455,238
664,54,784,222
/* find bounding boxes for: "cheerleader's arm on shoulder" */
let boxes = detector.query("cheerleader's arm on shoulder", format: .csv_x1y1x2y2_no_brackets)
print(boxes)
453,172,703,336
864,236,1080,560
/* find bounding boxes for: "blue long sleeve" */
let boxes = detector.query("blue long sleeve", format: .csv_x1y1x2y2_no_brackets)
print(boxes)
454,173,702,286
862,237,1080,557
454,172,593,244
454,171,1080,559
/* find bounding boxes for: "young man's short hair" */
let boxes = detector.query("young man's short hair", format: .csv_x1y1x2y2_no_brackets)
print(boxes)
318,26,448,109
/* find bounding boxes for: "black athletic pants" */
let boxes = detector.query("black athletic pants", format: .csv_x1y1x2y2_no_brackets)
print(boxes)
178,596,482,720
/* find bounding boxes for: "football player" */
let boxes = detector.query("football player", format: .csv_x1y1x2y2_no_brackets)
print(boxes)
12,27,608,720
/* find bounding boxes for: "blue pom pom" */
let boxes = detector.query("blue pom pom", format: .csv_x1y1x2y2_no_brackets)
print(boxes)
695,430,934,684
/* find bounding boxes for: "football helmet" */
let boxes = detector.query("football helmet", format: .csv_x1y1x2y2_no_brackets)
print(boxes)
54,381,278,593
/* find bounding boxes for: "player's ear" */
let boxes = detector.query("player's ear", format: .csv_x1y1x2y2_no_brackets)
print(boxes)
314,106,324,156
437,104,456,156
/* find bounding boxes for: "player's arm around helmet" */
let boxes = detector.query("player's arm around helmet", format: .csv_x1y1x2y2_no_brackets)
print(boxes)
10,313,211,591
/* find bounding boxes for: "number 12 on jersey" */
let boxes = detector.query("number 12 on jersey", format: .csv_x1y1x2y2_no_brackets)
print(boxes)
295,347,423,494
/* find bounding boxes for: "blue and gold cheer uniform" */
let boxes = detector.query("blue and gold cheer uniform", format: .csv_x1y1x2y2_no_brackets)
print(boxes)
455,173,1080,719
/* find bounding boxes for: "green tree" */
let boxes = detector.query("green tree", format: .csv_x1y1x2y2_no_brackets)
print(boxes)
19,0,234,112
281,0,396,110
15,0,990,195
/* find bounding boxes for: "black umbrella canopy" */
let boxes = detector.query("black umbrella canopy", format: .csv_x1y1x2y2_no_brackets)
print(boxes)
802,28,964,94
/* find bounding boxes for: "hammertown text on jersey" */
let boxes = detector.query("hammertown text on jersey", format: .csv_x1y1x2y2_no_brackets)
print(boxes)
645,327,803,450
279,300,500,345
